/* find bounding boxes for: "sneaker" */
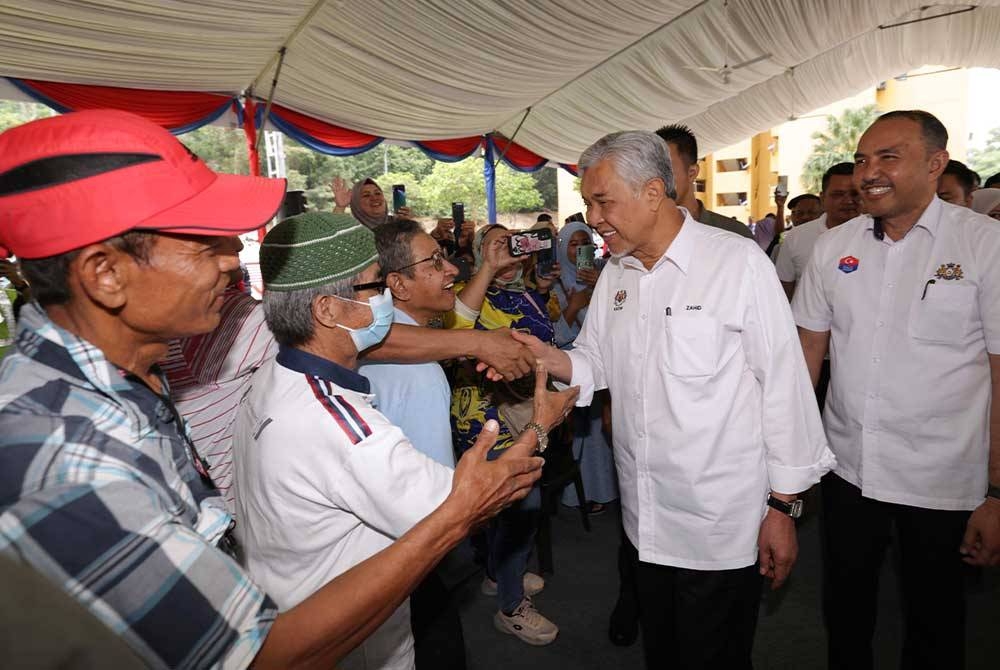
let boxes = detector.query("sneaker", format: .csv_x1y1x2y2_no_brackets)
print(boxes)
481,572,545,597
494,598,559,645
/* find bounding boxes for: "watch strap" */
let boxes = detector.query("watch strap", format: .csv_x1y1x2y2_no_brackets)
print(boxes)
987,483,1000,500
767,494,803,519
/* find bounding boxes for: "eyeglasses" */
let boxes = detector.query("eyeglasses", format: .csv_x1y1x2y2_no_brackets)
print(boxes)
352,280,387,292
388,251,446,274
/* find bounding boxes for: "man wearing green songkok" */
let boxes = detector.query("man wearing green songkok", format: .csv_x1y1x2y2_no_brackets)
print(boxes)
232,212,577,670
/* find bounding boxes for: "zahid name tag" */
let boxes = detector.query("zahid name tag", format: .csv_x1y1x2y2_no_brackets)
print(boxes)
838,256,859,274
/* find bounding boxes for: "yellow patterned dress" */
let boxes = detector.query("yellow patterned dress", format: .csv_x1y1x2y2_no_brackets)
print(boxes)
446,284,555,459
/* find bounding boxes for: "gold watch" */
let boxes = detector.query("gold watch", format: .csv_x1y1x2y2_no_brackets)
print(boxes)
523,422,548,453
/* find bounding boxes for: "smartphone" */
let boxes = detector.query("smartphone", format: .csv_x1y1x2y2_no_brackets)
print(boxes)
576,243,596,270
451,202,465,248
392,184,406,213
774,175,789,199
508,228,553,257
536,242,555,278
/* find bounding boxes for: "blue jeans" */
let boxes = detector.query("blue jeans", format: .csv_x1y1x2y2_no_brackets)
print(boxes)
487,484,541,613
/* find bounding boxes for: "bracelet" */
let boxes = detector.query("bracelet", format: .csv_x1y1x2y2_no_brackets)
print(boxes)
987,483,1000,500
524,421,548,453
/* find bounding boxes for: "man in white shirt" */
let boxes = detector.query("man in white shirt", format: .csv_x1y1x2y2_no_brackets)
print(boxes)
794,110,1000,670
776,162,860,301
359,219,465,669
514,130,834,669
233,212,577,670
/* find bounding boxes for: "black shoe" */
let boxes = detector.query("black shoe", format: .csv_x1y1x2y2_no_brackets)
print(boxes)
608,594,639,646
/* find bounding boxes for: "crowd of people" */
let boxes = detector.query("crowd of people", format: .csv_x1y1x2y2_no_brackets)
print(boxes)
0,104,997,670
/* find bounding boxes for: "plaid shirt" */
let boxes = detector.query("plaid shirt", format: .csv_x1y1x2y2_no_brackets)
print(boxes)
0,304,276,669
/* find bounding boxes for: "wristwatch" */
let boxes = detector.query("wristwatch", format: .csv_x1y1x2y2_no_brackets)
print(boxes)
523,422,548,453
987,483,1000,500
767,494,804,519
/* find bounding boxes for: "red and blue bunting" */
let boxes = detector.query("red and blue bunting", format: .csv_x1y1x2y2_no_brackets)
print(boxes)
266,103,383,156
6,77,577,185
8,78,234,135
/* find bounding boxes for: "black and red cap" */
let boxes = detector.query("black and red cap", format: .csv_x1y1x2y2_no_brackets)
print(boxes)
0,109,286,259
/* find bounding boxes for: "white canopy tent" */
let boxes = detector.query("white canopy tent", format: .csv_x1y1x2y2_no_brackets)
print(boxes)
1,1,999,163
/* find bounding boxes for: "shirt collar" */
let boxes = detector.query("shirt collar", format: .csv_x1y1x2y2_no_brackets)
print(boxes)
622,208,697,275
864,196,943,241
392,307,418,326
17,302,154,396
276,344,371,394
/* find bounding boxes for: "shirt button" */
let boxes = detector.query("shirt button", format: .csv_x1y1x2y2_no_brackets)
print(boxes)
633,392,641,400
640,314,647,320
887,283,894,288
877,320,885,327
872,356,880,363
868,392,878,399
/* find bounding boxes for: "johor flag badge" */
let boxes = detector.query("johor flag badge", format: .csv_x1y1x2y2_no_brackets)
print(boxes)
838,256,859,274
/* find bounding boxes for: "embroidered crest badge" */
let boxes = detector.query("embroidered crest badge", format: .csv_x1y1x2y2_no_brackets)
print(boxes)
612,289,627,311
934,263,963,281
838,256,859,274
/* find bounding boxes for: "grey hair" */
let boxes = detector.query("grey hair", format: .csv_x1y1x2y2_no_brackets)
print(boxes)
375,219,424,279
263,273,362,347
578,130,677,200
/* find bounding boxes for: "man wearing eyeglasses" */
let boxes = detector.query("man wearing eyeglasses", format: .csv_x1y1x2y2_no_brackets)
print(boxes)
232,212,579,670
360,219,466,669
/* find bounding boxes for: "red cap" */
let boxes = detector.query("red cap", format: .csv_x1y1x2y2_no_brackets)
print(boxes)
0,109,286,259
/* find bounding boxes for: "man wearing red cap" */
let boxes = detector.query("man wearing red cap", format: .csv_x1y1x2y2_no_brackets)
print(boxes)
0,110,546,668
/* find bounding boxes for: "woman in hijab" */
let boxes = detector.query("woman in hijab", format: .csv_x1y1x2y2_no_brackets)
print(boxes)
972,188,1000,220
550,221,618,515
331,176,411,229
445,224,560,645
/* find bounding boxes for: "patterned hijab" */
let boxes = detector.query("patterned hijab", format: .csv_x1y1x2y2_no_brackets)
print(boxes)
350,178,388,230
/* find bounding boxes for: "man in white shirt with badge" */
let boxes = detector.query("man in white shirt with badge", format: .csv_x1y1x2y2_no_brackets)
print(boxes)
514,130,834,669
794,110,1000,670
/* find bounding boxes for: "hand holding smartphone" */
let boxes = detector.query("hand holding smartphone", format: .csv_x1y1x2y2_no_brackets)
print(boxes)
774,175,789,199
575,244,596,270
507,229,553,257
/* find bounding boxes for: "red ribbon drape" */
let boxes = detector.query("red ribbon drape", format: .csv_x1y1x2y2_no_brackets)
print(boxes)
14,78,233,132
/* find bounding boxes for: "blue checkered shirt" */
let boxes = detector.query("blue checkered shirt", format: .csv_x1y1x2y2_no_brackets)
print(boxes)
0,304,277,669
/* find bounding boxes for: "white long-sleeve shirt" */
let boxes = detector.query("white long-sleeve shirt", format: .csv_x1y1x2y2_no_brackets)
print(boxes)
567,214,835,570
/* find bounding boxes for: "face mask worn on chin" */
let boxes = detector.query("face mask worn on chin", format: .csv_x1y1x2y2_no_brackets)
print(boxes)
336,288,395,352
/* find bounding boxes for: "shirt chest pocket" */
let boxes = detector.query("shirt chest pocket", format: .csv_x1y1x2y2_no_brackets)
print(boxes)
663,314,719,378
909,283,977,343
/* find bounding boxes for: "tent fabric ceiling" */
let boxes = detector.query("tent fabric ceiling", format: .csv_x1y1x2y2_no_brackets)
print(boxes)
1,1,999,164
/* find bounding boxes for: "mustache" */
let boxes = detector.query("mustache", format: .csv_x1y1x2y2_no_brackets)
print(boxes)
859,179,891,189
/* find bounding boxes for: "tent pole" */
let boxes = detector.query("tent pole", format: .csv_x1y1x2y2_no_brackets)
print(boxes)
484,140,497,225
255,47,287,154
491,107,531,170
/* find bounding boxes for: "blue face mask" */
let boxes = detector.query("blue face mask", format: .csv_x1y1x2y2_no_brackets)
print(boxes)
337,288,395,353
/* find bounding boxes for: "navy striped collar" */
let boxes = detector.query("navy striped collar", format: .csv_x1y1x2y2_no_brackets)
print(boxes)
276,345,370,394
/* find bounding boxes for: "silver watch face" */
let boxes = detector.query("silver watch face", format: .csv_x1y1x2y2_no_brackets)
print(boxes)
788,499,804,518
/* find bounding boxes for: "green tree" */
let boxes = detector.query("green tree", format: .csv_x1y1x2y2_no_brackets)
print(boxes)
181,126,249,175
420,157,542,221
0,100,55,132
967,126,1000,182
532,167,558,210
801,105,879,194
